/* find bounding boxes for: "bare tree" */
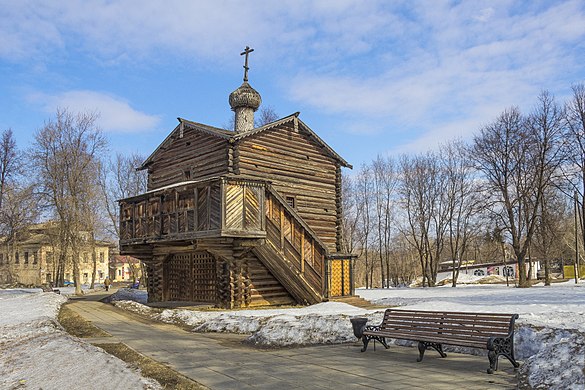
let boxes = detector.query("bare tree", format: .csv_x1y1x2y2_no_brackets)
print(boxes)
441,141,481,286
470,92,565,287
340,173,360,254
255,106,279,127
0,184,39,283
399,153,448,286
0,129,20,209
371,156,396,288
563,83,585,267
30,109,108,294
533,188,567,285
355,164,374,288
99,153,147,238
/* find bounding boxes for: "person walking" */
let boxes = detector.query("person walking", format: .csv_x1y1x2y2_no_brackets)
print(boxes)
104,276,111,291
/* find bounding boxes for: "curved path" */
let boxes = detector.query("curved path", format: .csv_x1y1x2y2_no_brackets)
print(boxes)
67,291,518,390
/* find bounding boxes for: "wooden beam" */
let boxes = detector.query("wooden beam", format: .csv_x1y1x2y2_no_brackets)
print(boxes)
280,205,285,251
300,232,305,274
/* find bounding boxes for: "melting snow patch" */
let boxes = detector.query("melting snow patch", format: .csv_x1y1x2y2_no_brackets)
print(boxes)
0,289,160,389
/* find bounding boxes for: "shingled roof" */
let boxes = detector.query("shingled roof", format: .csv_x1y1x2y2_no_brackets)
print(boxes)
139,113,351,170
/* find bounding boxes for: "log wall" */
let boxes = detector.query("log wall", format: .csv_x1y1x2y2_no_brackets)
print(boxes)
237,123,339,252
147,129,229,190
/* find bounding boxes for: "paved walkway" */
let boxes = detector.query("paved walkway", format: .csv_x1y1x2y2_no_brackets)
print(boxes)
67,292,518,389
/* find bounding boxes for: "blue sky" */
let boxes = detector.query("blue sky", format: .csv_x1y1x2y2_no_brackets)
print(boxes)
2,0,585,170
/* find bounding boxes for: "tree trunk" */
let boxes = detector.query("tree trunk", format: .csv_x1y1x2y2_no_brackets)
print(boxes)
518,256,529,287
544,258,551,286
90,252,97,289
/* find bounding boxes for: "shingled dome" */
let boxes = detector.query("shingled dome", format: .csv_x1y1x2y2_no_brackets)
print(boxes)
229,82,261,112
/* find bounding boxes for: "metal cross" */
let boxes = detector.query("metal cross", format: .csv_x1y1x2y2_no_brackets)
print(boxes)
240,46,254,82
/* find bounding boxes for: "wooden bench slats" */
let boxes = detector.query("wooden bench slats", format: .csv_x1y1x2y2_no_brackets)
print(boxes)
365,327,508,340
364,331,488,348
360,308,520,374
375,322,510,337
364,329,489,346
383,309,514,318
383,311,514,324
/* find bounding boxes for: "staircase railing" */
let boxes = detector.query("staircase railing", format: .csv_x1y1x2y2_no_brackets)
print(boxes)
255,186,330,303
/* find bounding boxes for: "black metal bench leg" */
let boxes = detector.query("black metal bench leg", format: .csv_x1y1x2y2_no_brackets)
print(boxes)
417,342,447,362
417,341,426,362
488,350,498,374
362,335,389,352
487,336,518,374
379,337,390,349
361,335,371,352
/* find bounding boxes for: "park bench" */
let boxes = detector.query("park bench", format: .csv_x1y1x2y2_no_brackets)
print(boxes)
360,308,520,374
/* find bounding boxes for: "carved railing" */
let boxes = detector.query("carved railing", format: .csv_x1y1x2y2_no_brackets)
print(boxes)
252,187,329,303
119,177,266,245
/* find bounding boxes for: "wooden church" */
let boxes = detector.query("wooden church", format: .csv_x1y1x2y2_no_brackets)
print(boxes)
119,47,354,308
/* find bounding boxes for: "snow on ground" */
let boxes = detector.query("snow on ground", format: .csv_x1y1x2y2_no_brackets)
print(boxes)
110,283,585,390
0,289,161,390
359,281,585,390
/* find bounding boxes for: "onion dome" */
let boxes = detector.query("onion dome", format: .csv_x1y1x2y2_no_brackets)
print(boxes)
229,82,262,112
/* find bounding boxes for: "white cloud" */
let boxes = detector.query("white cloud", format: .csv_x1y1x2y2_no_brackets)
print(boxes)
29,90,161,133
473,7,495,22
3,1,585,158
288,0,585,155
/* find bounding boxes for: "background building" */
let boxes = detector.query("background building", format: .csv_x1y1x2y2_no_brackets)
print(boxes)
0,222,111,286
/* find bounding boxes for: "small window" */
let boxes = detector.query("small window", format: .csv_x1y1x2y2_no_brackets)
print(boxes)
99,252,104,263
33,252,38,264
184,169,191,180
24,252,29,264
285,196,296,209
473,269,485,276
15,252,19,264
0,253,3,265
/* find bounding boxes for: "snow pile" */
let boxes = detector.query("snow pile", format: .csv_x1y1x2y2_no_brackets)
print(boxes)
0,289,161,389
436,273,508,285
516,327,585,390
115,300,378,346
477,275,508,284
106,288,148,304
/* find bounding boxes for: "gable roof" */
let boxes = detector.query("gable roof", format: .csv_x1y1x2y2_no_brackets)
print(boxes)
139,113,351,170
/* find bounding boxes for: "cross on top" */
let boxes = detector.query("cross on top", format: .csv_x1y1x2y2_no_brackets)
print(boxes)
240,46,254,82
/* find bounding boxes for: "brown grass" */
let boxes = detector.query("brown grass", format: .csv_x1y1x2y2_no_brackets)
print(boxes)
58,304,111,338
94,343,206,390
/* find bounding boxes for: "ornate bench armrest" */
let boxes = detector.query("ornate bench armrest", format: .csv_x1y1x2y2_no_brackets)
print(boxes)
364,324,382,333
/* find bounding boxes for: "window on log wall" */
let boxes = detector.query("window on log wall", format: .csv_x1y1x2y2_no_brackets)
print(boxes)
285,196,296,209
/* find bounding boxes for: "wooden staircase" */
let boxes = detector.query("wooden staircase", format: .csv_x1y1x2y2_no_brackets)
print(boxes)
252,187,330,305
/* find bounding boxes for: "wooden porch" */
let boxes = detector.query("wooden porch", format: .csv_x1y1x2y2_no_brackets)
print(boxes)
118,175,354,307
119,176,267,245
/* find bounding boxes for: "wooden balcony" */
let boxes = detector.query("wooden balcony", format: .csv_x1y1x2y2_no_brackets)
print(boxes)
119,177,267,245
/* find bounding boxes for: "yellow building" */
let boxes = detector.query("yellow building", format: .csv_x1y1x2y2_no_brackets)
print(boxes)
111,254,143,283
0,222,111,286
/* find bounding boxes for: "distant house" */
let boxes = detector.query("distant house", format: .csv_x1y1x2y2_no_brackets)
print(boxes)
109,251,143,283
0,222,111,286
119,49,354,308
437,259,541,281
